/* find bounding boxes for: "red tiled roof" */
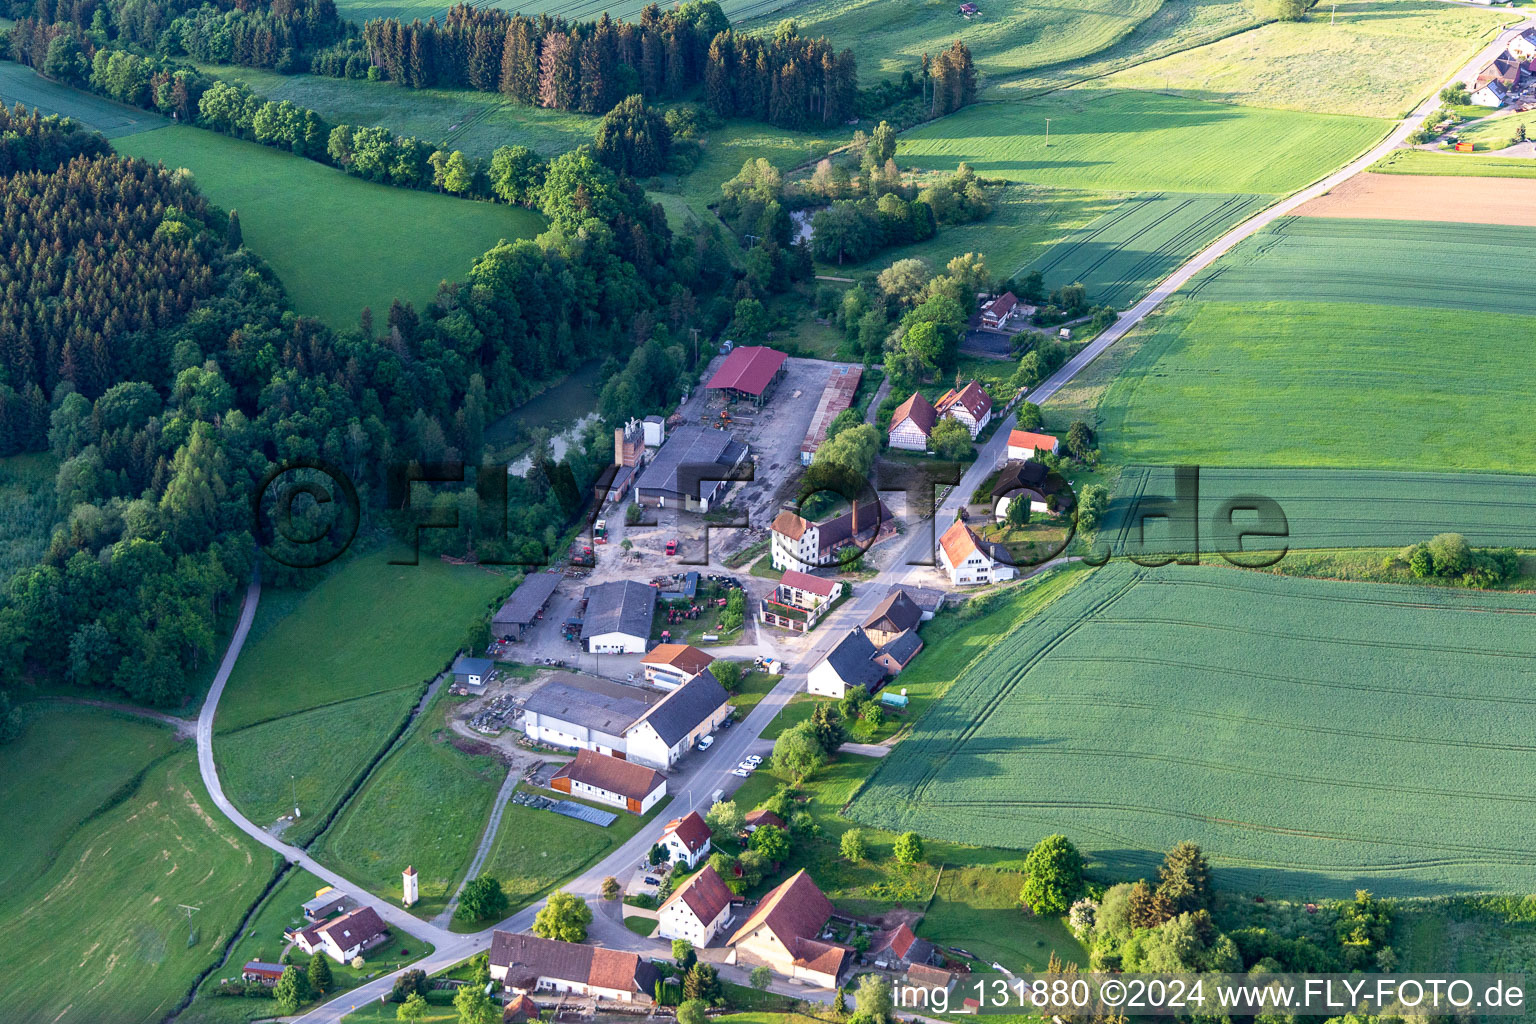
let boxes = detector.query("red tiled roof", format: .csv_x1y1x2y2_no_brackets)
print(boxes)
728,869,833,948
780,569,838,598
936,380,991,420
791,937,852,977
1008,430,1058,454
890,392,937,436
938,519,984,567
641,644,715,676
743,808,784,830
772,509,811,540
660,863,733,924
706,346,788,396
663,810,712,853
982,293,1017,320
552,749,665,802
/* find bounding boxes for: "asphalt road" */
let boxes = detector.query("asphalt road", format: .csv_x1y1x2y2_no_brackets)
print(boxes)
199,19,1535,1018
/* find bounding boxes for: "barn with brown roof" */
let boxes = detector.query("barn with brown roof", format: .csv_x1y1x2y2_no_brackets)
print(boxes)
550,749,667,813
728,870,850,987
489,931,659,1003
888,392,938,451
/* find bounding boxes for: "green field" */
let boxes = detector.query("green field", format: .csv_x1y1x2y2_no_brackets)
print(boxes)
898,90,1386,194
0,60,163,137
1097,299,1536,471
1102,465,1536,559
1021,191,1266,306
740,0,1162,79
1099,0,1511,118
1374,147,1536,179
315,689,505,918
115,125,545,327
1188,217,1536,315
189,63,601,159
0,747,275,1023
849,562,1536,896
656,119,847,218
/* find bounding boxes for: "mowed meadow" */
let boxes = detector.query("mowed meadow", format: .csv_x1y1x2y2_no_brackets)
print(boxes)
115,126,545,327
848,563,1536,897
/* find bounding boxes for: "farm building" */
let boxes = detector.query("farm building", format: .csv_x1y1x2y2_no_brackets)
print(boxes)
658,810,713,868
1475,53,1521,92
770,502,887,573
979,291,1025,328
729,870,850,986
937,520,1016,586
902,965,957,1007
489,930,659,1003
241,961,285,985
287,906,389,964
301,886,352,922
890,585,944,619
888,392,938,451
993,460,1074,518
872,629,924,675
581,579,656,653
807,628,886,698
657,863,735,945
521,673,660,756
862,590,923,647
551,748,667,813
1006,429,1060,461
640,643,715,689
1472,79,1509,107
935,380,992,438
868,922,937,969
452,655,494,693
800,364,864,464
1510,26,1536,60
760,569,844,633
705,345,789,404
624,670,731,768
635,425,749,512
493,572,562,641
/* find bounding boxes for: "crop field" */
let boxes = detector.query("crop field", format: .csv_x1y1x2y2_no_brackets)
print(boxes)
1374,147,1536,179
1294,171,1536,227
1102,465,1536,560
189,63,600,159
1097,299,1536,472
848,562,1536,896
1020,191,1265,307
316,691,505,919
737,0,1162,80
1099,0,1510,118
897,90,1386,194
1187,217,1536,315
0,749,274,1023
0,60,163,137
115,126,544,327
991,0,1265,98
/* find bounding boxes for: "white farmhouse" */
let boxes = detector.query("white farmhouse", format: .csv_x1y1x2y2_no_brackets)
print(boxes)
888,392,938,451
937,519,1016,587
656,863,734,946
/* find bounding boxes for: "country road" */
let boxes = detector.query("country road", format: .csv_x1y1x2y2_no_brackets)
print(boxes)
191,17,1534,1021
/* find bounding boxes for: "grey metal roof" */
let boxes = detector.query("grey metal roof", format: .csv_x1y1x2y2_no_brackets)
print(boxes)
822,630,885,690
636,425,746,500
523,676,655,735
454,655,494,676
582,580,656,641
877,629,924,667
494,572,561,628
892,585,945,615
631,670,729,746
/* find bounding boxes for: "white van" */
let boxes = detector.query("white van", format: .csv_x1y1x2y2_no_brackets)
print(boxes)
697,735,715,751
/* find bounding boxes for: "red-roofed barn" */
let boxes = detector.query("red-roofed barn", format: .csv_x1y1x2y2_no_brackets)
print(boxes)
706,346,788,404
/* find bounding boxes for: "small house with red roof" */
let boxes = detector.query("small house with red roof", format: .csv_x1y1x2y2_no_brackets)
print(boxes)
658,863,735,945
760,569,845,633
888,392,938,451
659,810,713,868
935,380,992,438
979,291,1022,329
1007,429,1060,461
938,519,1015,587
868,922,938,969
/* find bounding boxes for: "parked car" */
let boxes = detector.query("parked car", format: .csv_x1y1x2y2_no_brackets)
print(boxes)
737,761,756,772
645,876,660,886
731,768,751,778
745,754,762,766
698,735,714,750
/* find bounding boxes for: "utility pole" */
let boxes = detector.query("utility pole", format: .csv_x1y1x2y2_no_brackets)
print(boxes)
178,904,200,944
1331,3,1336,25
690,327,701,366
291,774,299,818
1044,117,1052,148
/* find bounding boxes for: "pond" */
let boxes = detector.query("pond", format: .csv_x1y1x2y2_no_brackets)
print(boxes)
485,360,606,472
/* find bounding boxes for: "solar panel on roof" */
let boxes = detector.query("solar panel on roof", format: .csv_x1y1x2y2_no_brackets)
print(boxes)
551,800,618,827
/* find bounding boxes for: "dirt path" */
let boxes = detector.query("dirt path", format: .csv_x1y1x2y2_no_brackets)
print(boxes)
37,696,196,740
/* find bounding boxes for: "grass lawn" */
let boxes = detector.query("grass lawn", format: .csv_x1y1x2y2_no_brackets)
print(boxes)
315,688,506,920
0,451,58,587
653,120,848,219
738,0,1163,80
186,62,601,159
1099,0,1512,118
476,787,673,925
216,548,513,732
849,561,1536,896
187,866,436,1023
1373,147,1536,178
922,864,1087,970
0,60,164,137
115,125,545,327
0,750,277,1024
625,915,659,936
725,670,783,718
898,90,1386,194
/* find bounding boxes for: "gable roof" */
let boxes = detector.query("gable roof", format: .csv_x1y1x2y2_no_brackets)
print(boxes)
791,936,852,977
317,906,387,949
581,580,656,641
771,509,811,540
891,585,945,615
706,345,788,396
660,863,733,923
936,380,991,420
663,810,712,853
981,291,1017,320
743,808,784,830
876,629,924,668
907,963,955,988
1477,54,1520,88
1008,429,1059,453
863,590,922,635
629,670,730,746
454,655,494,677
819,629,884,690
728,869,834,948
553,749,665,801
641,643,715,676
780,569,839,598
523,674,656,736
637,426,747,501
938,519,985,567
490,931,658,996
890,392,937,436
